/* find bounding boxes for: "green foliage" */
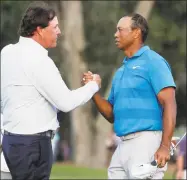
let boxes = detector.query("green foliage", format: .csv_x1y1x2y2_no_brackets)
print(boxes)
0,1,31,49
0,1,186,124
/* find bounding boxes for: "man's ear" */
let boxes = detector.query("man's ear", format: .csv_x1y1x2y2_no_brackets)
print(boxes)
134,28,141,39
36,26,43,37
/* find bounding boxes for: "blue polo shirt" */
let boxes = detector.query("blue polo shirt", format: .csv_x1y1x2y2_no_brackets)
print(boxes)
108,46,176,137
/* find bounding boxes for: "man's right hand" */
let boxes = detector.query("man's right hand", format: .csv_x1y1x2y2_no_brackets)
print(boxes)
82,71,101,88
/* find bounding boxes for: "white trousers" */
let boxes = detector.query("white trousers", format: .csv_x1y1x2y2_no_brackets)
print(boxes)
108,131,167,179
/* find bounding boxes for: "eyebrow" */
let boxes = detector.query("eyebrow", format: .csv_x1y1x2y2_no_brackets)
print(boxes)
54,24,58,28
117,26,121,29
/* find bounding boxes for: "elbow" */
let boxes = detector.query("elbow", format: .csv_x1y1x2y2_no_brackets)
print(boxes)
56,102,77,113
107,116,114,124
62,108,71,113
105,106,114,123
103,112,114,124
108,118,114,124
61,106,76,113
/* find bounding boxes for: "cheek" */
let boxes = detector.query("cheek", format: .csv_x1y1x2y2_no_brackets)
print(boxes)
46,29,55,37
122,34,132,43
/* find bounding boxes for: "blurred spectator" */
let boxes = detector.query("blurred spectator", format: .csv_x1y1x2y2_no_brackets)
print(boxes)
176,135,186,179
61,140,70,161
105,129,121,166
51,130,60,163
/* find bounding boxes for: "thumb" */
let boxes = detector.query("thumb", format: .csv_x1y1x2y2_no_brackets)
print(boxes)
88,71,93,74
154,152,158,161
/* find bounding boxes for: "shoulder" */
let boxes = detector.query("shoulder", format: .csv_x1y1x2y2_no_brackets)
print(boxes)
114,65,124,78
145,49,172,71
1,44,14,55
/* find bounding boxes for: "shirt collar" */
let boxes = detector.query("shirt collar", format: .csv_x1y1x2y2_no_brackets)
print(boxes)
19,36,48,55
123,45,150,63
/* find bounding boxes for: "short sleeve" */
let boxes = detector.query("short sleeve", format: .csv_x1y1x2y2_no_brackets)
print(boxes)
148,57,176,95
108,78,115,105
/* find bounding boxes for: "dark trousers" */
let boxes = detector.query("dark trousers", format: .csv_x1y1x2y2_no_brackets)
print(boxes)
2,134,53,180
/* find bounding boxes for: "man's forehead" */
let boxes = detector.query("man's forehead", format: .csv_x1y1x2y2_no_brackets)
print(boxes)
117,17,132,28
49,16,59,26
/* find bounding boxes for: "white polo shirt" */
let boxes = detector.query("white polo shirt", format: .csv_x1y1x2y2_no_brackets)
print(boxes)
1,114,10,172
1,36,99,134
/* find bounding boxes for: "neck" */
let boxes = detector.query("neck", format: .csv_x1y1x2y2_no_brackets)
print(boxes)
32,35,46,49
123,42,143,58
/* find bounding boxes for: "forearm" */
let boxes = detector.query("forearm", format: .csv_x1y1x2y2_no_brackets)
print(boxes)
161,100,177,148
28,58,99,112
176,156,184,171
62,81,99,112
92,92,114,123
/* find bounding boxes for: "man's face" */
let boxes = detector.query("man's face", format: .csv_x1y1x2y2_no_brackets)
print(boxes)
40,16,61,48
114,17,136,50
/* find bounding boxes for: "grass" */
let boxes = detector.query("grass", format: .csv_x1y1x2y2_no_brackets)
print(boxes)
50,163,107,179
50,163,174,179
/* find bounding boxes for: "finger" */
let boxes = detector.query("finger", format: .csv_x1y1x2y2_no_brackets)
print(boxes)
83,73,91,76
84,77,93,81
154,153,158,163
166,155,170,161
158,159,166,168
156,155,162,166
83,74,93,79
88,71,93,74
83,72,93,76
92,74,100,80
83,72,93,75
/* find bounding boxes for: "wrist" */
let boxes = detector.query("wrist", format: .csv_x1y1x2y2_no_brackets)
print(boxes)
160,144,170,151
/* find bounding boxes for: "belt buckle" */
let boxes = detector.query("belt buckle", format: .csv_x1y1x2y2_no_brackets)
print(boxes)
120,136,125,141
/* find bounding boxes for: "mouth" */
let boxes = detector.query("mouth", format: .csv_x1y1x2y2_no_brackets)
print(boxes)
115,40,119,45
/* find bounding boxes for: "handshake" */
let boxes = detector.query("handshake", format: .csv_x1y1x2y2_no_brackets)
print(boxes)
82,71,101,88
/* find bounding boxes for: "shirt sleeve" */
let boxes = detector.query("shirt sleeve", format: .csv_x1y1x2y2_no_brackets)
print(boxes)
148,57,176,95
108,80,115,105
23,55,99,112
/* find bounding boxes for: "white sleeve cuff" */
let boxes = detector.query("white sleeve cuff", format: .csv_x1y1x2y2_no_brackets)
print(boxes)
85,81,99,94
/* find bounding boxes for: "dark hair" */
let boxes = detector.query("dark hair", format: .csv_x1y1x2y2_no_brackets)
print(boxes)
18,2,56,37
126,13,149,43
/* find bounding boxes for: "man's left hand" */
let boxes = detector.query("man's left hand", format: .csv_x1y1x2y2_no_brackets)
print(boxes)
154,145,170,168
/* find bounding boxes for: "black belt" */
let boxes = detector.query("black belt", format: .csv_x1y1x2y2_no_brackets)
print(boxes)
4,130,55,139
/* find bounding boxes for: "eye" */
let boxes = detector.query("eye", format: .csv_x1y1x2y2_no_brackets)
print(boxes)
118,28,123,32
54,25,58,29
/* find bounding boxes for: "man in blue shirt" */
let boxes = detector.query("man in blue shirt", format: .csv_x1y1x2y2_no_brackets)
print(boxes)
83,13,176,179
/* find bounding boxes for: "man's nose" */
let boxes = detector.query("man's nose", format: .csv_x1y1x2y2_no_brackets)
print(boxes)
114,31,118,38
57,27,61,36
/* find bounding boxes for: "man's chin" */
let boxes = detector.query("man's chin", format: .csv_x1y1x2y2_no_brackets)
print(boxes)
49,43,57,48
116,45,123,50
115,43,122,49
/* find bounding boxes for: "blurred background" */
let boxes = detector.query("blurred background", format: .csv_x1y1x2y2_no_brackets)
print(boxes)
1,0,186,179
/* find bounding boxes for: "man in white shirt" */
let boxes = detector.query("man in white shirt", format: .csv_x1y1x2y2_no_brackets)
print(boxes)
1,114,12,179
1,2,101,180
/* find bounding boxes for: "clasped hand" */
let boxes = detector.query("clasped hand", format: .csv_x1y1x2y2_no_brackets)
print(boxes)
82,71,101,88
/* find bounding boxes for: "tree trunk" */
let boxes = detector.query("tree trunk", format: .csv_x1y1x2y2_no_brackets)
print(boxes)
92,0,155,168
58,1,94,166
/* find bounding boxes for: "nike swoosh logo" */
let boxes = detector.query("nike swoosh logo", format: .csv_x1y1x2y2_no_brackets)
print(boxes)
132,66,141,69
